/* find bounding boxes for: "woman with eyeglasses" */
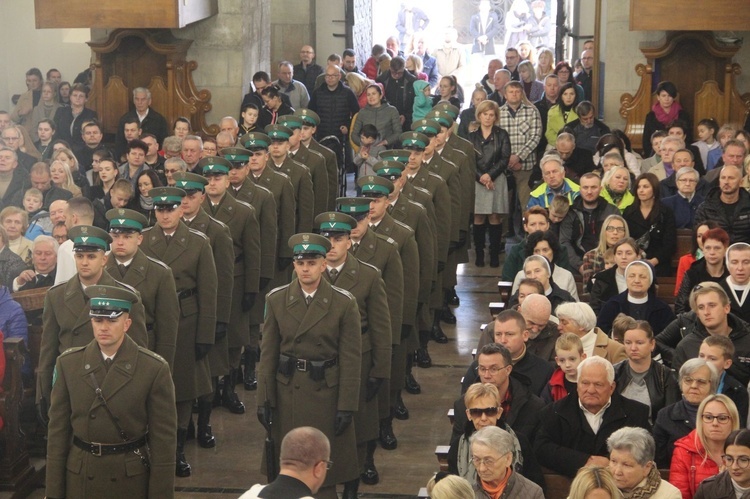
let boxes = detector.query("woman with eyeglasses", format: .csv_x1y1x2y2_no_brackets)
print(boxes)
607,427,682,498
589,237,642,314
468,425,544,498
674,227,729,314
653,359,718,469
671,394,740,499
694,429,750,499
552,61,584,102
448,383,543,489
581,214,630,287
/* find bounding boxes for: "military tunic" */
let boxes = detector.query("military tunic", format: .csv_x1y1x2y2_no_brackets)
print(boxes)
268,156,315,234
46,336,176,499
141,222,218,401
105,249,179,369
37,271,148,405
291,144,329,218
323,257,391,444
258,278,361,486
308,138,339,210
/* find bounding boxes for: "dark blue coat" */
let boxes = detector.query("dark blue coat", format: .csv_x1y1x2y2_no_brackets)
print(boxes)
662,192,705,229
597,290,675,336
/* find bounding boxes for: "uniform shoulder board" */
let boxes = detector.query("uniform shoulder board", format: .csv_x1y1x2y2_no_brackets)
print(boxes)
138,347,168,364
267,284,290,296
256,184,272,195
235,199,254,211
359,260,382,275
142,226,154,234
60,345,86,357
188,228,209,240
114,280,141,297
308,148,325,160
208,215,229,229
393,219,414,234
375,233,397,246
274,171,291,179
428,171,446,182
407,199,427,211
331,285,355,300
146,256,170,270
413,186,431,196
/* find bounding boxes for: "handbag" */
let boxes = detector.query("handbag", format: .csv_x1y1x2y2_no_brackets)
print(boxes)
636,212,662,252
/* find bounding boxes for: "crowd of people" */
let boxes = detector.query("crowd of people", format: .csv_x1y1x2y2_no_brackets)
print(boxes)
2,18,750,499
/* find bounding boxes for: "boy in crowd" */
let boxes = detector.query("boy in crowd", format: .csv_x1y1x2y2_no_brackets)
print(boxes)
24,188,52,240
239,103,259,136
542,333,585,403
698,335,749,423
353,124,384,179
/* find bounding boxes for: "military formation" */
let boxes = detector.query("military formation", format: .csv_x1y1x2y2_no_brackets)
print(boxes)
40,103,476,499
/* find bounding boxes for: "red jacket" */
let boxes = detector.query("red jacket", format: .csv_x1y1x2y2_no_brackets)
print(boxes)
547,368,568,402
670,429,721,499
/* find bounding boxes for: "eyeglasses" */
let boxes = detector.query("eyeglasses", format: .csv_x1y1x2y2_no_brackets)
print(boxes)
471,455,500,467
605,226,626,233
164,169,180,174
677,178,698,184
475,365,509,375
324,74,339,79
702,413,732,424
320,459,333,470
722,455,750,469
468,407,499,418
683,376,710,387
2,136,20,142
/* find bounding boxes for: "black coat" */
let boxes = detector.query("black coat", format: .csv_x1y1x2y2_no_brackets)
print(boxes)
376,70,417,127
661,192,705,229
534,391,651,477
507,280,575,313
613,359,680,420
114,108,168,160
564,118,611,153
695,187,750,244
674,259,727,314
622,202,677,276
53,106,98,148
642,108,692,157
653,399,695,468
597,290,675,336
308,82,360,139
293,62,324,93
461,352,554,398
721,372,749,425
469,125,511,180
561,147,597,182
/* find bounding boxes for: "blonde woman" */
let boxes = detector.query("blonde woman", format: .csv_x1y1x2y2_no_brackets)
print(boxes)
345,71,374,109
568,466,622,499
426,474,474,499
535,47,555,81
600,163,635,213
580,214,630,286
50,159,82,198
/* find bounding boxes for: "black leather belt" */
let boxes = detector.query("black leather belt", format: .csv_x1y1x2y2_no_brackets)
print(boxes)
177,288,197,299
280,354,337,372
73,435,147,456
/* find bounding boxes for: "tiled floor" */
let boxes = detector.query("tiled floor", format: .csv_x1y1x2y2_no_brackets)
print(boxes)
24,251,506,499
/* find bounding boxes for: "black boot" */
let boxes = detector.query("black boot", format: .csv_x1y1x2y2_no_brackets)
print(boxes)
393,391,409,420
211,375,222,408
342,478,360,499
360,439,380,485
186,416,195,440
243,348,257,391
473,222,487,266
196,399,216,448
176,428,191,477
489,223,502,268
415,331,432,368
448,286,460,306
431,311,449,343
379,416,397,450
439,289,457,324
404,355,421,394
221,369,246,414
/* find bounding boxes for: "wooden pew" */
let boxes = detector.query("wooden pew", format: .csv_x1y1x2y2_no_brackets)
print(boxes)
435,445,450,471
656,276,677,308
447,408,454,425
672,229,693,269
489,302,506,316
497,281,513,303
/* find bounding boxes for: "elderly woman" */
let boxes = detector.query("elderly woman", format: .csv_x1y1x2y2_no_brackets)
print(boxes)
675,227,729,314
448,383,543,488
426,474,474,499
581,214,630,287
694,429,750,498
556,301,626,363
511,230,578,299
351,84,401,148
671,394,740,499
518,61,544,103
642,81,692,158
545,83,580,146
662,167,705,229
470,99,511,267
653,359,718,468
0,206,33,266
568,466,621,499
623,172,677,277
507,255,575,311
614,320,680,422
469,425,544,498
600,164,635,214
607,427,682,498
172,116,191,139
589,237,642,314
597,260,675,336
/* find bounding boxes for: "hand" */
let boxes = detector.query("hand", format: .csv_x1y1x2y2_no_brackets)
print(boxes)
509,154,522,171
195,343,212,360
214,322,228,342
339,125,348,135
586,455,610,467
648,258,659,267
437,261,445,273
257,406,272,431
277,257,293,271
334,410,353,436
399,115,406,125
242,292,256,311
366,377,384,402
360,149,369,159
259,277,271,290
37,398,49,427
16,270,36,287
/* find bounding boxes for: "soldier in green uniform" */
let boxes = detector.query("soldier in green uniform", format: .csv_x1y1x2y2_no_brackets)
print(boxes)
105,208,179,369
239,131,296,289
45,286,177,499
257,234,361,499
315,211,391,496
37,225,148,425
336,197,404,457
140,187,218,478
200,156,261,414
221,146,278,390
296,109,339,209
278,114,329,218
172,172,234,449
265,124,315,234
410,119,462,339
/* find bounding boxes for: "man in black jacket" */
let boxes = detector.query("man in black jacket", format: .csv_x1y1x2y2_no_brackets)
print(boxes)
376,57,416,130
695,163,750,244
114,87,168,160
293,45,324,94
563,101,610,153
534,356,651,477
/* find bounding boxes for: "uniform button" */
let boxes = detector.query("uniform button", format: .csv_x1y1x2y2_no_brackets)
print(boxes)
85,364,90,370
125,363,132,370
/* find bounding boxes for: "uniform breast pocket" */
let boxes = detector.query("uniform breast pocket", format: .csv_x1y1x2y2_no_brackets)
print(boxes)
66,452,83,474
324,365,339,388
180,296,198,318
276,372,291,385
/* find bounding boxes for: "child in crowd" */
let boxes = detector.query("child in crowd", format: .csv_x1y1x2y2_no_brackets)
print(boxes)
706,124,737,171
548,195,570,239
698,336,749,423
640,130,667,173
541,333,585,403
239,103,259,136
692,118,720,167
23,188,52,240
412,80,433,121
610,312,633,344
353,124,385,180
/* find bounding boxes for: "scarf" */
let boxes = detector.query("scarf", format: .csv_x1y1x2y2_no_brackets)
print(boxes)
140,196,154,211
480,468,512,499
606,185,625,206
622,465,661,499
652,100,682,126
